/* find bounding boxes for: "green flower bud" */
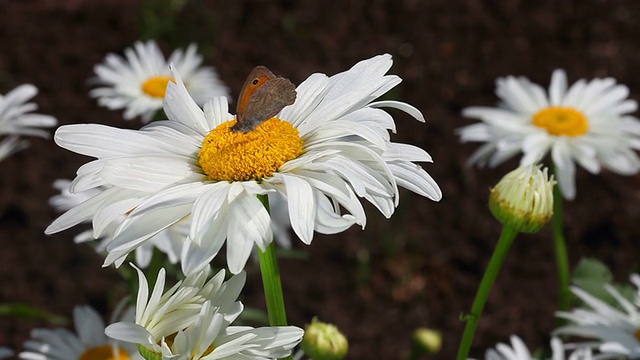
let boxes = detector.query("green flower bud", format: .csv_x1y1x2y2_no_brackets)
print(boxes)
489,164,555,233
301,317,348,360
412,328,442,356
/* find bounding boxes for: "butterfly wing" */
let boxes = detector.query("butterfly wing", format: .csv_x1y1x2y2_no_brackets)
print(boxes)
236,66,274,120
233,67,297,133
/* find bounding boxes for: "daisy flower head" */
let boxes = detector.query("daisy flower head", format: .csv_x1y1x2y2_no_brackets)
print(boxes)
46,54,442,275
106,266,303,360
484,335,593,360
49,179,185,268
555,274,640,359
0,347,13,359
0,84,57,162
90,40,229,122
458,70,640,200
19,304,142,360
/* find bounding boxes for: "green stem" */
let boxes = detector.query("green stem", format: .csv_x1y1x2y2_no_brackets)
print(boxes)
456,225,519,360
552,182,570,313
257,194,292,360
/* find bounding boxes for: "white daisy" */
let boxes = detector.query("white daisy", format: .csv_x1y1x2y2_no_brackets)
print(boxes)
484,335,593,360
19,304,142,360
0,347,13,359
0,84,57,161
49,179,291,267
555,274,640,359
90,40,229,122
46,54,442,275
49,179,184,268
458,70,640,200
106,266,303,360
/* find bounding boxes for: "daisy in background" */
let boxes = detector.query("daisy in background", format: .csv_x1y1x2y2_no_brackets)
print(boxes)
0,84,57,162
484,335,593,360
90,40,229,122
0,347,13,359
458,70,640,200
106,266,303,360
555,274,640,359
46,54,442,275
19,304,142,360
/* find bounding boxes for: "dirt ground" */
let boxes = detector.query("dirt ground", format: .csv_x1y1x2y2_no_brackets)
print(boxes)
1,1,640,359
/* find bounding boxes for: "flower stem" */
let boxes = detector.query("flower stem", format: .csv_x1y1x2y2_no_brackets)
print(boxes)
257,194,293,360
456,225,519,360
552,183,570,313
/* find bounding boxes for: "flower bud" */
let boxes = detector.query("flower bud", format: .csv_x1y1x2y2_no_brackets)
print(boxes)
412,328,442,356
489,164,555,233
301,317,348,360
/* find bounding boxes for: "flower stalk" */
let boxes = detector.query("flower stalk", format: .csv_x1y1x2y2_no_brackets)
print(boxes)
457,165,554,359
456,225,519,360
257,194,293,360
552,181,570,314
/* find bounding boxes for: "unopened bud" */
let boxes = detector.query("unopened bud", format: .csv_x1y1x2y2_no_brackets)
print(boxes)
301,317,348,360
489,164,555,233
412,327,442,356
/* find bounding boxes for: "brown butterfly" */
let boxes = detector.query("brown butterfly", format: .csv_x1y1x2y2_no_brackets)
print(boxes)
231,66,297,133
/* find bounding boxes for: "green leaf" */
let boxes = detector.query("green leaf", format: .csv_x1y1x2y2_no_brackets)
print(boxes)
570,257,635,309
0,303,67,325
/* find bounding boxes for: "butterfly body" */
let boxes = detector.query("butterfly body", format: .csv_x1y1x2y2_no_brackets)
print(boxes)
232,66,297,133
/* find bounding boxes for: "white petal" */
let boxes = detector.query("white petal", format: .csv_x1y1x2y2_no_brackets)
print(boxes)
105,323,155,345
279,174,316,244
73,305,106,346
551,139,576,200
369,100,425,122
549,69,568,106
203,97,234,129
164,64,209,135
190,182,232,245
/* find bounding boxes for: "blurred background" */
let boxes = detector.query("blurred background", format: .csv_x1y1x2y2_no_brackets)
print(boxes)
1,0,640,359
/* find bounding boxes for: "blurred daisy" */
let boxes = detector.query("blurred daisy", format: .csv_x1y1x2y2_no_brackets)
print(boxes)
0,84,57,161
458,70,640,200
90,40,229,122
485,335,593,360
106,266,303,360
555,274,640,359
49,179,184,268
46,54,442,275
19,304,141,360
0,347,13,359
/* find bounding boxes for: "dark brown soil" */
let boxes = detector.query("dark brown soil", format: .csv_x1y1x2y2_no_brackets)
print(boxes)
1,1,640,359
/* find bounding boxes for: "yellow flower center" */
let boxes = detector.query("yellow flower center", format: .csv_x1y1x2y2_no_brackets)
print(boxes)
198,117,304,182
635,328,640,341
195,343,217,358
141,76,174,98
532,107,588,136
79,345,130,360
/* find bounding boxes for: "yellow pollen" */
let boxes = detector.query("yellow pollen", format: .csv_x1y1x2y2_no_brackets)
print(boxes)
198,117,304,182
79,345,130,360
636,328,640,341
532,107,588,136
141,76,174,98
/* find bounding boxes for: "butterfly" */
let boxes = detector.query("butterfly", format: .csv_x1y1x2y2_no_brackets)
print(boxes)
231,66,297,133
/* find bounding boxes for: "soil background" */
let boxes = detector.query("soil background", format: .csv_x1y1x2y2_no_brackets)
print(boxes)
1,1,640,359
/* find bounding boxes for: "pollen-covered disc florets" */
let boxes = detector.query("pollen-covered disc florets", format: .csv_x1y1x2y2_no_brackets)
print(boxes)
198,117,304,182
